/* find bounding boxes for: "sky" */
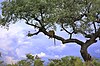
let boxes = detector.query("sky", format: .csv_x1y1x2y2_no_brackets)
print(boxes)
0,0,100,64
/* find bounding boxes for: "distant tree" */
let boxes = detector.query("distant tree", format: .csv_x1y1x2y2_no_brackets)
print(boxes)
0,0,100,62
34,59,44,66
0,52,4,66
6,54,44,66
48,56,100,66
5,56,100,66
6,60,31,66
26,54,44,66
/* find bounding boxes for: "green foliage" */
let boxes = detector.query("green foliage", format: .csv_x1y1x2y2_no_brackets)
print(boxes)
17,60,32,66
48,56,100,66
0,0,100,32
48,61,55,66
0,56,99,66
6,54,44,66
0,0,100,63
26,54,34,60
34,59,44,66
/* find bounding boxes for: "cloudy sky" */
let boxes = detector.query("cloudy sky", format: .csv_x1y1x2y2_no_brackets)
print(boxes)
0,0,100,64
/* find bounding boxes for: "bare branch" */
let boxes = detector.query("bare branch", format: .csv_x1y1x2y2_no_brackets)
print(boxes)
27,31,40,37
94,20,100,23
63,39,84,46
69,33,73,39
34,17,44,27
93,22,96,33
26,21,40,28
34,18,41,22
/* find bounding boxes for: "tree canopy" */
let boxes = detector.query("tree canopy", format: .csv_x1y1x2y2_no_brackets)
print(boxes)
0,0,100,61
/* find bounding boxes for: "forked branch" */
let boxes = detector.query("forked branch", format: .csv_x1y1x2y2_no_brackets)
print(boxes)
61,23,73,39
41,27,84,46
85,28,100,47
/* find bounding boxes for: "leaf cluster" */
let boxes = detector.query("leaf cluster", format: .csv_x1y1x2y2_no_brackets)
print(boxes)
1,0,100,32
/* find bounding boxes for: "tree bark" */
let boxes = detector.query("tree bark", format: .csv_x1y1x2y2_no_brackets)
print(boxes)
80,45,92,61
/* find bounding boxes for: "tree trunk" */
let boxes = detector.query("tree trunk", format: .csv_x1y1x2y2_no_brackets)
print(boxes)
80,45,92,61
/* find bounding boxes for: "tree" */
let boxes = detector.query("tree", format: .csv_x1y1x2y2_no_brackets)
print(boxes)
0,0,100,62
48,56,83,66
48,56,100,66
26,54,44,66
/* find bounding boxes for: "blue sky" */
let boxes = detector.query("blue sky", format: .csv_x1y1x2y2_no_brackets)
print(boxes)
0,22,81,64
0,0,100,64
0,21,100,64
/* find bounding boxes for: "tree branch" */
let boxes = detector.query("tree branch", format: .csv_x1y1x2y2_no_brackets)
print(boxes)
61,23,71,34
34,17,44,27
74,29,88,35
41,27,84,46
21,16,40,28
61,23,74,39
94,20,100,23
85,28,100,47
40,8,44,22
34,8,44,27
26,21,40,28
71,14,87,22
93,22,96,33
63,39,84,46
27,31,40,37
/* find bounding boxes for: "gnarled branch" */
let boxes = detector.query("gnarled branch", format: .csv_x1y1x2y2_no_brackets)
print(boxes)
41,27,84,46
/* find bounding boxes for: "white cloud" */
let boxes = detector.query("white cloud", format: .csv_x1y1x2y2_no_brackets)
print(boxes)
33,52,66,59
54,55,59,58
0,21,99,64
15,46,31,59
47,44,66,52
0,23,24,50
4,56,18,64
53,55,67,59
27,52,46,58
0,38,12,51
0,22,35,61
0,27,35,64
37,52,46,58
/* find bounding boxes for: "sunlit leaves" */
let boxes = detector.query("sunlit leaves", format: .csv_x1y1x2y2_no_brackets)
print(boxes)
48,56,100,66
34,59,44,66
0,0,100,34
26,54,34,60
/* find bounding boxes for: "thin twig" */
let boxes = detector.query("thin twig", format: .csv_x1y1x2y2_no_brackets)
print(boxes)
27,31,40,37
